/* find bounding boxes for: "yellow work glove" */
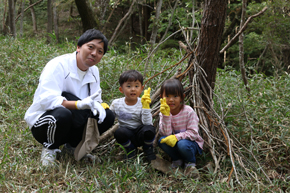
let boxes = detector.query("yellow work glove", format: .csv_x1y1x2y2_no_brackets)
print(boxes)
160,98,170,116
141,87,151,109
160,135,178,147
101,103,109,109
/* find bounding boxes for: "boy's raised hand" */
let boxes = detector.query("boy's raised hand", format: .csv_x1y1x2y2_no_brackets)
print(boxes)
101,103,110,109
141,87,151,109
160,135,178,147
160,98,170,116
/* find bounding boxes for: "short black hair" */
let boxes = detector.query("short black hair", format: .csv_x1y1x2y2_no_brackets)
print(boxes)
160,79,185,103
77,29,108,54
119,70,144,86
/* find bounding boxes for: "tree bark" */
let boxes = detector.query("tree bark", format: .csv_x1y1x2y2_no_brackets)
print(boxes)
46,0,53,43
29,0,37,33
75,0,98,32
196,0,228,107
138,4,143,43
8,0,16,37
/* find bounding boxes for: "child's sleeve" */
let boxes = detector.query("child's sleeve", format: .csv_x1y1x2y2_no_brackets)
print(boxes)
175,110,200,141
109,100,116,116
159,113,173,136
141,108,153,125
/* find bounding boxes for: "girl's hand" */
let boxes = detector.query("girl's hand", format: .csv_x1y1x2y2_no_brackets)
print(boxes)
141,87,151,109
160,135,178,147
160,98,170,116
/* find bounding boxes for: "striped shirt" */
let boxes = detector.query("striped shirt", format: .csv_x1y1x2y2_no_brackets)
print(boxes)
159,105,204,149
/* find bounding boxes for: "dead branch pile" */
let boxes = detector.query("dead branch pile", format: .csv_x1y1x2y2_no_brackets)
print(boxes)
98,41,273,188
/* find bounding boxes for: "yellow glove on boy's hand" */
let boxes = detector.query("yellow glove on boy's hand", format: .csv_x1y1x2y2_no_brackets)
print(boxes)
141,87,151,109
160,135,178,147
160,98,170,116
101,103,109,109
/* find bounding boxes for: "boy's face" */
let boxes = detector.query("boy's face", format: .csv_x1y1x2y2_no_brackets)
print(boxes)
76,39,104,71
119,80,144,105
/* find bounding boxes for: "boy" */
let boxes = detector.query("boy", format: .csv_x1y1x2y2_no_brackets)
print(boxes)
110,70,156,161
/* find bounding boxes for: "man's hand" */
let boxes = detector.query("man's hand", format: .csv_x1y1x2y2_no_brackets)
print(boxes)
141,87,151,109
93,101,106,124
101,103,109,109
160,135,178,147
160,98,170,116
75,90,101,114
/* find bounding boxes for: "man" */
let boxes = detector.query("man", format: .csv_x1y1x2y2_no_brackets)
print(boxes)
24,29,115,166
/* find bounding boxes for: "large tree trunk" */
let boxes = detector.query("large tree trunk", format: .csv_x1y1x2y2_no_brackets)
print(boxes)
196,0,227,107
8,0,16,37
46,0,52,43
29,0,37,33
75,0,98,32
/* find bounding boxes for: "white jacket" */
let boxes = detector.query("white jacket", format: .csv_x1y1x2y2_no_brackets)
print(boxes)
24,51,102,129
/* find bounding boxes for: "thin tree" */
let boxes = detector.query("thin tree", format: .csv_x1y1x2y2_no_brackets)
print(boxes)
19,0,25,37
143,0,162,77
8,0,16,37
53,0,59,43
47,0,52,43
29,0,37,33
239,0,250,92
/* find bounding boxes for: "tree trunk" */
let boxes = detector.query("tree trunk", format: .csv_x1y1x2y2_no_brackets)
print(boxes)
53,0,59,43
144,0,162,76
8,0,16,37
75,0,98,32
108,0,136,46
2,0,8,33
29,0,37,33
239,0,250,92
47,0,52,43
196,0,227,107
138,4,143,43
19,0,25,37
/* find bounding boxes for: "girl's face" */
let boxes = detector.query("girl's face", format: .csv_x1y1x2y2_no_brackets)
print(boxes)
162,91,183,115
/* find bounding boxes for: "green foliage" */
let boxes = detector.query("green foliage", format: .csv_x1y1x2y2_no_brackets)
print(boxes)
0,34,289,191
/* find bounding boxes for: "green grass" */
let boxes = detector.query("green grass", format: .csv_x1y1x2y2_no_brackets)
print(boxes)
0,36,289,192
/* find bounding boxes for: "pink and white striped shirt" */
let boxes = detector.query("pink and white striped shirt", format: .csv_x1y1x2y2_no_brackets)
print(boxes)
159,105,204,149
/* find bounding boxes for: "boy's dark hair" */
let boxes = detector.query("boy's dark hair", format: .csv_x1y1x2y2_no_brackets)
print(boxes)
77,29,108,54
119,70,143,86
160,79,185,103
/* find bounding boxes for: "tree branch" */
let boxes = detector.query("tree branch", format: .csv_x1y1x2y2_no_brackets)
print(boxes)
220,7,268,53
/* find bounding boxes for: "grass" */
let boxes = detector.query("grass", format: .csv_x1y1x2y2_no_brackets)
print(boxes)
0,35,289,192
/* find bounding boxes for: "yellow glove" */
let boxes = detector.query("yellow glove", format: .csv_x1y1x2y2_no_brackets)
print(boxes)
141,87,151,109
160,135,178,147
160,98,170,116
101,103,109,109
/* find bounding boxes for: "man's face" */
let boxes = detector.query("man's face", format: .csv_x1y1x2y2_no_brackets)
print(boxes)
76,39,104,71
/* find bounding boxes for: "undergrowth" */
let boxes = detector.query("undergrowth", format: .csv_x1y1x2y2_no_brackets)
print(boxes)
0,36,289,192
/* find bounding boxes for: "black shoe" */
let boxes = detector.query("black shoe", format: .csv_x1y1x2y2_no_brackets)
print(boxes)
143,147,156,161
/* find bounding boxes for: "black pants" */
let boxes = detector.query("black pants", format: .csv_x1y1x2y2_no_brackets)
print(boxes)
114,124,156,147
31,92,115,149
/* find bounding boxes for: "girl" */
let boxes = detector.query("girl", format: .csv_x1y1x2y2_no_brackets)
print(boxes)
158,79,204,178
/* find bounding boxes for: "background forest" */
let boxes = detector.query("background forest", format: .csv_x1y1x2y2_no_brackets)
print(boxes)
0,0,290,192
